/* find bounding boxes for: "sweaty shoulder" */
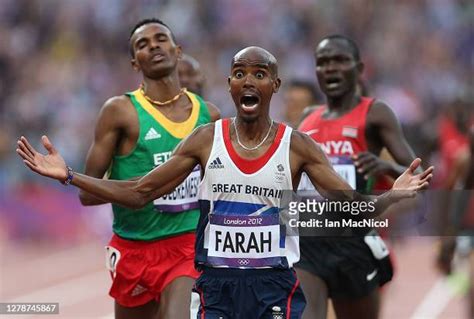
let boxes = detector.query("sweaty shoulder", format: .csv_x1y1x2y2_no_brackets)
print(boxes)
366,99,398,126
204,101,221,121
177,122,216,162
102,95,133,111
96,95,136,128
184,122,215,151
192,122,215,139
290,130,326,160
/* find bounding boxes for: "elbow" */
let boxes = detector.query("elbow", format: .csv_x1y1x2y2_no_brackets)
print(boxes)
79,192,94,206
125,183,154,210
137,195,150,209
127,194,149,210
80,199,94,206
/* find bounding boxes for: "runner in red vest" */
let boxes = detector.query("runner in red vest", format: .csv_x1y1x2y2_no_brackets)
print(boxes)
296,35,420,319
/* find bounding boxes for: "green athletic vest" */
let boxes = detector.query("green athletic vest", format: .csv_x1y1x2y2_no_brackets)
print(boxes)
109,89,211,240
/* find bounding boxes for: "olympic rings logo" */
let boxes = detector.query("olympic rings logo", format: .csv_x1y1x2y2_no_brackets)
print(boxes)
238,259,250,265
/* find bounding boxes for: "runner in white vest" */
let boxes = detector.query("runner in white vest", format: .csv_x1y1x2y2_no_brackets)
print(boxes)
17,46,434,319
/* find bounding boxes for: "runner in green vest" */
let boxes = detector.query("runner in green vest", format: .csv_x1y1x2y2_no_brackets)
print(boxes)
78,18,219,319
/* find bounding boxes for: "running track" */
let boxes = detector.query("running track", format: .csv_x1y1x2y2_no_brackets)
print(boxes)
0,237,467,318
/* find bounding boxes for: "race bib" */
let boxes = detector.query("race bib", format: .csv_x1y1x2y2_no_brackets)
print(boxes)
207,214,281,267
330,156,356,189
364,232,390,260
297,156,356,192
105,246,121,278
154,166,200,212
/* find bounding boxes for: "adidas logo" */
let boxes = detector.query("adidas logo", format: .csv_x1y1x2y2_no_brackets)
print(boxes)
208,157,224,169
131,284,147,296
145,127,161,140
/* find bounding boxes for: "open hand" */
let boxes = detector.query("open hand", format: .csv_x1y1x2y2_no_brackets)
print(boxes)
16,136,68,181
392,158,434,198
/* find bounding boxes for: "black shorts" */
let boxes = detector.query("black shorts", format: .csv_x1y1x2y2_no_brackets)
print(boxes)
296,232,393,299
191,267,306,319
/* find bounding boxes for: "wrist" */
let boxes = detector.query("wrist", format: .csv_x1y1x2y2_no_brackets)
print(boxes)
61,166,74,185
386,162,401,178
380,189,399,205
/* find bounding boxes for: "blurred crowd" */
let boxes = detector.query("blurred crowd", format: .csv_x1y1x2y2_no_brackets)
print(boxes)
0,0,472,241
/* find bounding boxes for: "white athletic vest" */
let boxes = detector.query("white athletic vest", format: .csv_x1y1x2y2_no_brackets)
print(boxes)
195,118,299,269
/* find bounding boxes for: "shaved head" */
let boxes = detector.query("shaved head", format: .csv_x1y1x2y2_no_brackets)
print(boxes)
180,54,201,71
232,46,278,78
178,53,204,95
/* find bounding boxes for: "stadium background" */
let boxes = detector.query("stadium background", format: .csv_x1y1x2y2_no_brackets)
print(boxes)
0,0,472,318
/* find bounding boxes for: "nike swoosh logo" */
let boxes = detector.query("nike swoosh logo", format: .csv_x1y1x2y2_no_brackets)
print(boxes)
366,269,378,281
305,129,319,136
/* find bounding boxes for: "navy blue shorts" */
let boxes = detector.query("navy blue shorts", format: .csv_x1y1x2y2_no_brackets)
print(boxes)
190,267,306,319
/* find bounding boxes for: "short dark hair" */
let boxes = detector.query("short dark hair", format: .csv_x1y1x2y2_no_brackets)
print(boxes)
287,79,320,103
318,34,360,61
128,18,176,57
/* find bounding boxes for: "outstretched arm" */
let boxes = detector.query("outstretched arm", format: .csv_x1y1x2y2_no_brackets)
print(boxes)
79,96,129,205
17,125,212,209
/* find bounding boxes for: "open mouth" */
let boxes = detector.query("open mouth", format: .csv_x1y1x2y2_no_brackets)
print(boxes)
240,94,260,112
151,53,165,62
325,77,343,89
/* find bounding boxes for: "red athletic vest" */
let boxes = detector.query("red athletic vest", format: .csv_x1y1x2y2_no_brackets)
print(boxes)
299,97,373,154
298,97,390,192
